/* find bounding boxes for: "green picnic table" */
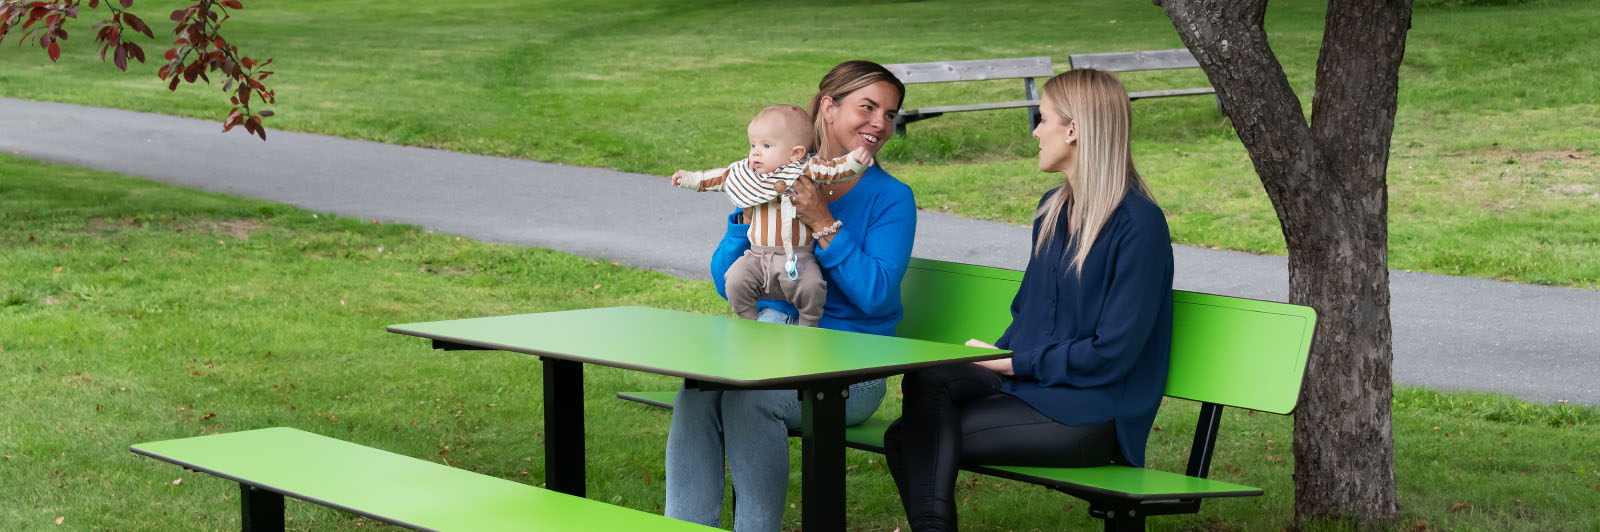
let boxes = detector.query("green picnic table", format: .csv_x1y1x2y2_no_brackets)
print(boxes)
386,305,1007,531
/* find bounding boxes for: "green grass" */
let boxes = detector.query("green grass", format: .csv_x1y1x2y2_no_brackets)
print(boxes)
4,156,1600,531
1,0,1597,289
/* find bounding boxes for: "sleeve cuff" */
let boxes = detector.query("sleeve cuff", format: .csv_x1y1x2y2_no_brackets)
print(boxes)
725,209,750,237
1009,345,1041,379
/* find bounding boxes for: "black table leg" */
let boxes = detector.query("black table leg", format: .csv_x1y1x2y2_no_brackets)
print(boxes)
541,357,585,497
240,484,283,532
800,384,848,531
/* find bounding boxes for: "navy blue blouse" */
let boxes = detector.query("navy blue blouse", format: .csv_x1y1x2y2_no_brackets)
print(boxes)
995,188,1174,466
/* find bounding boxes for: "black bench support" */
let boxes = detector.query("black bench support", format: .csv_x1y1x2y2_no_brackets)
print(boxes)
1187,402,1223,478
240,484,284,532
542,357,586,497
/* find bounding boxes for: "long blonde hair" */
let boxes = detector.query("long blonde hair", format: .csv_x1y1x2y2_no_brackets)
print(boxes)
808,61,906,158
1034,69,1154,274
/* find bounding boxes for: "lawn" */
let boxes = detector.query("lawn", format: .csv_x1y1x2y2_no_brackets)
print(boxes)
0,0,1596,288
4,156,1598,531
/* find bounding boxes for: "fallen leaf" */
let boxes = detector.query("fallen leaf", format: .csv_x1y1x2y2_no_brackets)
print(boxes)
172,478,182,485
201,413,216,420
1450,502,1471,511
339,300,346,306
55,517,64,525
593,284,602,289
54,267,62,273
121,258,129,263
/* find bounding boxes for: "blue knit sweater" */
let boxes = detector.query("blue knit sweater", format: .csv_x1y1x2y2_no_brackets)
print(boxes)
996,189,1174,466
711,164,917,337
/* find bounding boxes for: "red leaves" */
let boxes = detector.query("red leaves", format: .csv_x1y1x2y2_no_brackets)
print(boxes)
122,12,151,39
15,0,276,140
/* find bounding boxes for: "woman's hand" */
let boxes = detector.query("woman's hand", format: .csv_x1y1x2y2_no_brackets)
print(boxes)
974,357,1014,376
786,174,838,241
966,338,1013,375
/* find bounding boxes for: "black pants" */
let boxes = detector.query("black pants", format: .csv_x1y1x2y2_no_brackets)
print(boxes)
883,363,1124,531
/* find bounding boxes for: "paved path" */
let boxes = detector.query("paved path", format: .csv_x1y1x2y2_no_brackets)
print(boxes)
4,97,1596,405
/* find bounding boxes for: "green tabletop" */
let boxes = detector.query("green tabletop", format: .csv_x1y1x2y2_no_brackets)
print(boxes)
387,306,1009,387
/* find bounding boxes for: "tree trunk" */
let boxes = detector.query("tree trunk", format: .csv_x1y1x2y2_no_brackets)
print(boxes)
1156,0,1412,526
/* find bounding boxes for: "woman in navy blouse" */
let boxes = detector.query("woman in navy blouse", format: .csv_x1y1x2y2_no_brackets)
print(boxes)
883,69,1174,531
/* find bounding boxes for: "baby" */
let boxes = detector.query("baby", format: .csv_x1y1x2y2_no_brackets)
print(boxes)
671,104,872,327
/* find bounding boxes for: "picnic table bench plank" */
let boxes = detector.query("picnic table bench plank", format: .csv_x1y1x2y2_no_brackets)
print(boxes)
131,427,714,531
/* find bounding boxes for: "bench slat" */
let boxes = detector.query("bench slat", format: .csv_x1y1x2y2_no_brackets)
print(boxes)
132,428,710,531
901,100,1040,117
1069,49,1200,72
885,57,1054,84
978,464,1262,500
1129,87,1216,100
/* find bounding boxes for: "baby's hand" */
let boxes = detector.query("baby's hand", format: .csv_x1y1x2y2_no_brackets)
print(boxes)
670,170,689,187
847,146,875,167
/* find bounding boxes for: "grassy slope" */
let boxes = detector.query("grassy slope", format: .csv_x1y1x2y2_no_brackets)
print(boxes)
0,0,1595,287
3,156,1599,531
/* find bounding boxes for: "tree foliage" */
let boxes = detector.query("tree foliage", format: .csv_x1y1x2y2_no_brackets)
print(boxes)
0,0,276,139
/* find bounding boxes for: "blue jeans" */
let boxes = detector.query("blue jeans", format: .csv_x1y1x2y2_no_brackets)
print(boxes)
664,307,888,532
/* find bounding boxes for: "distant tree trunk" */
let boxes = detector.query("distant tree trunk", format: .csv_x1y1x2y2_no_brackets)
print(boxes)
1156,0,1412,526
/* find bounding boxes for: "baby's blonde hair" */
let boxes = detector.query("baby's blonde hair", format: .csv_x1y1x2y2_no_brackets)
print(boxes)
751,104,815,153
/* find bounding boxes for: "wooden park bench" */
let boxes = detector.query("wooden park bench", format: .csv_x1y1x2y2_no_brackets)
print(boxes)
621,257,1315,531
885,56,1055,136
131,427,713,531
1070,48,1222,115
886,50,1220,135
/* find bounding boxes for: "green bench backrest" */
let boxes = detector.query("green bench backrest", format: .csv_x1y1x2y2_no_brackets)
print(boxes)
897,258,1315,414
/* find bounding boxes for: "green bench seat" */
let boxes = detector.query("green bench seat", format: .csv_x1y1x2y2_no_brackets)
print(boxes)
622,257,1315,531
131,427,712,531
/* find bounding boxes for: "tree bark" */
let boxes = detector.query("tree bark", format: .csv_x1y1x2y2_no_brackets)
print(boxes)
1157,0,1412,526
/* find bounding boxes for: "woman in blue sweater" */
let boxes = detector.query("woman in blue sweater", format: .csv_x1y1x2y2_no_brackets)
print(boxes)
884,69,1175,531
665,61,917,532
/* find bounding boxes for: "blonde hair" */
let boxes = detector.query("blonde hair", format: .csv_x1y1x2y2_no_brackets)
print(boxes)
752,104,816,153
807,61,906,158
1034,69,1155,274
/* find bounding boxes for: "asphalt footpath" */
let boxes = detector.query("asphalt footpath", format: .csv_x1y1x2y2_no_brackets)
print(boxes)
3,97,1596,405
